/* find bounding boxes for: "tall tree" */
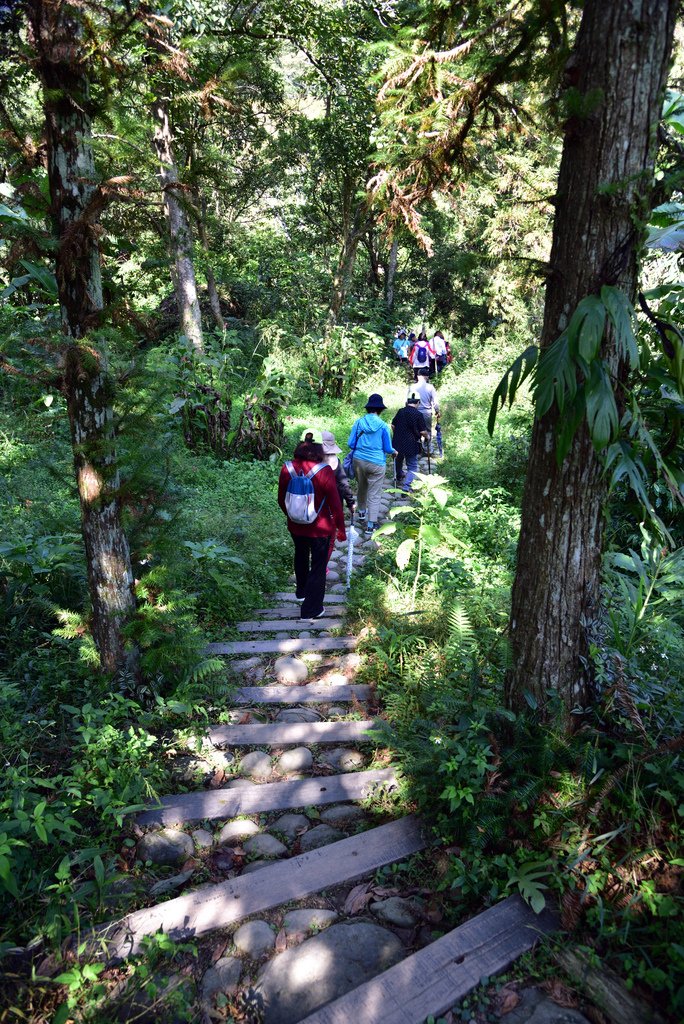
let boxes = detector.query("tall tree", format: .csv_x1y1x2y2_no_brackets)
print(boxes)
506,0,678,723
146,13,204,351
26,0,138,675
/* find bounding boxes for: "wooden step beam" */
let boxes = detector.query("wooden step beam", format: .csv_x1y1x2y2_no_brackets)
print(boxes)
236,619,344,633
233,684,370,704
208,636,357,656
255,606,345,619
272,592,347,603
208,719,378,747
299,896,558,1024
91,815,425,965
137,767,396,828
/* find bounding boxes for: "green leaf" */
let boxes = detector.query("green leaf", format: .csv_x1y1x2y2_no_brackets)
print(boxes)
534,332,575,416
487,345,538,435
18,259,58,297
372,522,396,537
601,286,639,367
419,524,442,548
431,487,450,507
585,362,618,451
555,391,586,465
395,538,416,570
568,295,606,362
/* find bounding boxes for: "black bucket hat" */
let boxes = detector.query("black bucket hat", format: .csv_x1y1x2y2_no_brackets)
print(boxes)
365,393,387,412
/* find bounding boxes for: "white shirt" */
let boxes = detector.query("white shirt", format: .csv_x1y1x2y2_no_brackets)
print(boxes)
432,335,447,357
415,380,439,414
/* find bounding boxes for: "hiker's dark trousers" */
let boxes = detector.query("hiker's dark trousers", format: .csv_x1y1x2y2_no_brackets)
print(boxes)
293,534,329,618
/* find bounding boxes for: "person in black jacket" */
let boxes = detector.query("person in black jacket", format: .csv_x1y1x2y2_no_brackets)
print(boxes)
391,395,428,491
321,430,356,512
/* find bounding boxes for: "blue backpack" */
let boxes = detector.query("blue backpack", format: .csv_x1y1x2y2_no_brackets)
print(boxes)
284,461,327,523
416,343,428,362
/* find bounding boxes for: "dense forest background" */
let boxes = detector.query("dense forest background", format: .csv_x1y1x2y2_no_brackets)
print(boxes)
0,1,683,1021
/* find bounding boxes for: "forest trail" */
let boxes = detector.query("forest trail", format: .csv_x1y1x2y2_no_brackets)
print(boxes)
101,465,556,1023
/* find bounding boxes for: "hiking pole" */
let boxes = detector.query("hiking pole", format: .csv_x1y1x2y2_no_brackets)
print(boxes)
427,440,431,475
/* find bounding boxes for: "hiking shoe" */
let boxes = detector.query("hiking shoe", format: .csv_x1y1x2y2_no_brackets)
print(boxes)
366,521,376,533
295,596,305,604
357,509,367,521
309,608,326,619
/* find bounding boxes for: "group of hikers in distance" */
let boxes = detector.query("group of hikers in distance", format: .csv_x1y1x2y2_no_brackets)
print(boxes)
278,359,443,619
391,325,452,379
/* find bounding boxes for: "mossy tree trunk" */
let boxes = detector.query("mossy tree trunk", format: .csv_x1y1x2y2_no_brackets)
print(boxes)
506,0,677,726
27,0,138,676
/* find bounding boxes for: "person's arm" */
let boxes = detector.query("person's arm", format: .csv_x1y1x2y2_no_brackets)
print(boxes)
382,423,395,455
323,466,346,538
277,466,289,515
430,384,440,414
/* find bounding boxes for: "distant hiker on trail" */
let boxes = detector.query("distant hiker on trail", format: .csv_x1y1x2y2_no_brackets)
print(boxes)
410,331,435,381
392,393,428,492
347,394,397,535
432,330,448,373
392,330,409,364
278,439,346,619
415,368,440,448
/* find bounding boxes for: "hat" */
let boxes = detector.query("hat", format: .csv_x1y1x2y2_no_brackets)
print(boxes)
321,430,342,454
300,428,320,442
365,393,387,412
407,394,420,405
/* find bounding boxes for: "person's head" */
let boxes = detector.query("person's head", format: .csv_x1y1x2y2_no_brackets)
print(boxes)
418,368,429,378
434,330,444,339
293,440,324,461
365,393,387,414
406,394,420,407
321,430,341,455
399,330,406,339
418,330,427,341
408,332,416,342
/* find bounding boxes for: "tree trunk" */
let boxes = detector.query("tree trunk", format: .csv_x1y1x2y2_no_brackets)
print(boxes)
507,0,677,725
326,202,367,332
385,237,399,312
28,0,137,676
150,95,204,351
198,194,226,331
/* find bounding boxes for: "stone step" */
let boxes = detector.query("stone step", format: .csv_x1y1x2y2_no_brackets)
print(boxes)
90,815,425,964
299,895,558,1024
208,637,357,656
208,719,377,747
272,592,347,603
137,767,396,828
233,684,370,704
255,606,345,619
236,619,345,633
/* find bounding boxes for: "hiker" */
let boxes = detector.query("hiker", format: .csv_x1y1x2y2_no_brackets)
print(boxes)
391,393,429,492
415,368,440,448
392,330,409,364
347,393,397,534
432,330,448,373
278,438,346,619
409,330,435,381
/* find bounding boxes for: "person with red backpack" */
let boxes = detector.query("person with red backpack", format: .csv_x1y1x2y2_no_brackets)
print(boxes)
278,438,346,619
409,330,435,382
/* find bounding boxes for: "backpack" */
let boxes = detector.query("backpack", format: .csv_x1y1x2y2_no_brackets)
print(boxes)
284,461,327,524
416,343,428,362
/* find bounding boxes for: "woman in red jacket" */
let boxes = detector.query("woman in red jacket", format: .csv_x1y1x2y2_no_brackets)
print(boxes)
278,439,346,619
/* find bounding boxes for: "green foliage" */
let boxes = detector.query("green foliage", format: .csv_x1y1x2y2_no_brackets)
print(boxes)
302,325,384,400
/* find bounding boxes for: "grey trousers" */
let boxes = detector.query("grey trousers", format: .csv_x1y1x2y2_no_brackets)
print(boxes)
353,458,387,523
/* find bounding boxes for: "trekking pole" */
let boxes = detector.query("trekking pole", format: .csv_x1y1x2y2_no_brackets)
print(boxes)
427,440,431,476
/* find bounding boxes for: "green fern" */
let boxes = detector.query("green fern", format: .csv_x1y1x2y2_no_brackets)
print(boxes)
445,601,476,665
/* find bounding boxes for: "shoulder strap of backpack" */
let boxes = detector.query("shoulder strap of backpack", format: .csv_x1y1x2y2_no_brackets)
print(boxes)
285,461,298,479
306,462,328,480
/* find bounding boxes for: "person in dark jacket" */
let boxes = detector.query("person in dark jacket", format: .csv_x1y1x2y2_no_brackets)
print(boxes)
391,394,428,491
321,429,355,566
278,440,346,618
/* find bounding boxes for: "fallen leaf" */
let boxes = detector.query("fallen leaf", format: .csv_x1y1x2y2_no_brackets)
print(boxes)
275,929,287,953
210,940,229,963
238,713,252,724
540,978,579,1008
370,886,399,898
424,901,443,924
494,984,520,1015
208,769,226,789
210,851,235,873
343,882,374,915
181,857,199,872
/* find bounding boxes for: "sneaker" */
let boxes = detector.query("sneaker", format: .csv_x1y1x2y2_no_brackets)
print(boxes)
295,596,305,604
357,509,367,521
309,608,325,619
366,521,376,533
